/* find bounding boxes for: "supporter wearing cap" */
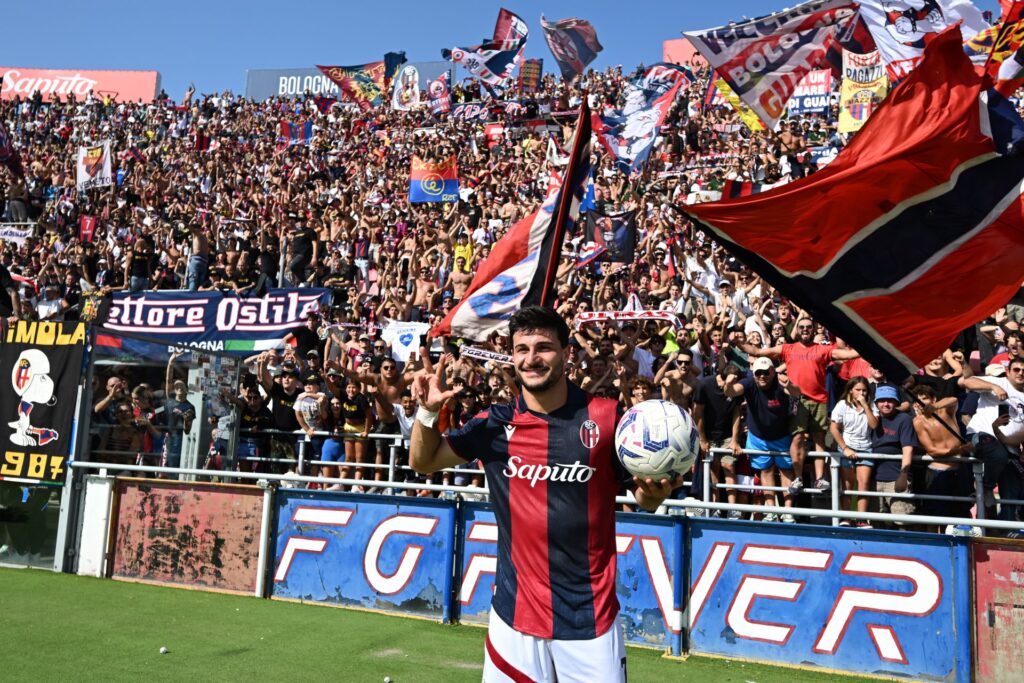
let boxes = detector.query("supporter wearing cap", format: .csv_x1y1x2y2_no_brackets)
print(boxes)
295,372,328,477
723,358,803,522
256,350,302,463
869,384,918,523
742,313,862,496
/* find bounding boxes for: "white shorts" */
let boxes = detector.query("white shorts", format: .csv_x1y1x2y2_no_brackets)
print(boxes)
482,608,626,683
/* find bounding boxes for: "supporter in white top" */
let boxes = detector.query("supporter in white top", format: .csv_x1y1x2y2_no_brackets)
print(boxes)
830,376,879,523
962,356,1024,521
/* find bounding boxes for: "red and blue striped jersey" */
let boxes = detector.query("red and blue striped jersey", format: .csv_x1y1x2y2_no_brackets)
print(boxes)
445,382,631,640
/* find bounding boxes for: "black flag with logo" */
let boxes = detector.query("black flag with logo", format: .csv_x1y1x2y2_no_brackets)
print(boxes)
583,210,636,263
0,321,87,484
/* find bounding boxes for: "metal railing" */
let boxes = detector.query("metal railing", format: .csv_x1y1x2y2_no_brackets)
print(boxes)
701,447,1024,529
76,431,1024,534
67,461,1024,535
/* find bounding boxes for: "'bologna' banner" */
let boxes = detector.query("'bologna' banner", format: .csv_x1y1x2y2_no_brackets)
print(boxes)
409,156,459,203
1,321,87,484
685,0,858,127
102,288,331,354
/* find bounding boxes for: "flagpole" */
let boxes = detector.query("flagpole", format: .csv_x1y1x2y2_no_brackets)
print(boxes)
540,94,589,306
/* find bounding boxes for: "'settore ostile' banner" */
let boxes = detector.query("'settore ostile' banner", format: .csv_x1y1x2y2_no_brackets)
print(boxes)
103,289,331,354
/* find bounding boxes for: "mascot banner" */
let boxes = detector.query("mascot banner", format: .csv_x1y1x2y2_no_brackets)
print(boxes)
1,321,86,484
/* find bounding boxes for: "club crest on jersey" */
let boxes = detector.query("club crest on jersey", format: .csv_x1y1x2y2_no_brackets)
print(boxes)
579,419,600,448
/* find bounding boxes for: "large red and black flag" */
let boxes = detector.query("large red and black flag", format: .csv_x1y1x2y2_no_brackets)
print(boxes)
431,99,592,340
680,27,1024,381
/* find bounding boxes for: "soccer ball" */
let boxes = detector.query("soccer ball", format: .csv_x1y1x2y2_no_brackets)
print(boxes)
615,400,700,479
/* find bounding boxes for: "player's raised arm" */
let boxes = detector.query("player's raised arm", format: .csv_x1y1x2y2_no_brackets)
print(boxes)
409,353,465,474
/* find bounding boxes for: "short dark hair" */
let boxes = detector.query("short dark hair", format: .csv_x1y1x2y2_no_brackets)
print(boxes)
719,362,742,380
1010,355,1024,369
507,306,569,348
912,384,936,400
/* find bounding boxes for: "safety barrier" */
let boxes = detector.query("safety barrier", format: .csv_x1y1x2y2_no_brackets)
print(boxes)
58,460,1024,680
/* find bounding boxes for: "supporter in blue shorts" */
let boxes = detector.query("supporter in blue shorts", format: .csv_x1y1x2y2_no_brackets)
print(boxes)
320,397,347,490
725,358,803,523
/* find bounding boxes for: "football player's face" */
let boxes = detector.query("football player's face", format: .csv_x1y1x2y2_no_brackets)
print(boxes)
512,329,566,395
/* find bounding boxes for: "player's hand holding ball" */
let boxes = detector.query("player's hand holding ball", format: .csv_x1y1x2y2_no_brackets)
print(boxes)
615,400,699,487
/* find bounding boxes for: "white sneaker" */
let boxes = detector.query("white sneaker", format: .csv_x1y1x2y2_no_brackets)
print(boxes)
788,478,804,495
762,513,779,523
727,510,744,520
780,513,797,524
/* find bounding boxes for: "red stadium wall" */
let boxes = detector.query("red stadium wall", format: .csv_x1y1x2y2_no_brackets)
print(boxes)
972,540,1024,682
110,479,262,593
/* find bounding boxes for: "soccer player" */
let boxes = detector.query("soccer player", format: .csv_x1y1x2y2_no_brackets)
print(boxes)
410,306,678,682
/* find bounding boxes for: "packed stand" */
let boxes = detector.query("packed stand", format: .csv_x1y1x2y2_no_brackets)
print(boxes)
2,61,1022,533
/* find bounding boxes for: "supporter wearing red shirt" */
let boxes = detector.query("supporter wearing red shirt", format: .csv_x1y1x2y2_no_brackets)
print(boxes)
743,315,860,494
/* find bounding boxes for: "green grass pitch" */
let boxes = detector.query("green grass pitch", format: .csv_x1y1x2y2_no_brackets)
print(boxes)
0,568,872,682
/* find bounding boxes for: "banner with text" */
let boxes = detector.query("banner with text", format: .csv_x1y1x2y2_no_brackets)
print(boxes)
1,67,159,102
456,502,683,653
0,321,86,484
102,288,331,354
787,69,833,115
687,520,970,681
270,491,456,622
76,140,113,192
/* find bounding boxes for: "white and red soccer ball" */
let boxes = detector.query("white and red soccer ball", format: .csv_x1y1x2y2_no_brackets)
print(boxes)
614,400,699,479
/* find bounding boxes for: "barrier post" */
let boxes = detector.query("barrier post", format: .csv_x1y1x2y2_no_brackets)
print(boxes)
296,437,307,476
387,439,398,496
255,480,274,598
702,452,712,509
974,460,986,519
829,453,841,527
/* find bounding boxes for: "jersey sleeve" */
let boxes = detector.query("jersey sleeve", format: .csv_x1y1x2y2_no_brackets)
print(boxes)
443,411,491,463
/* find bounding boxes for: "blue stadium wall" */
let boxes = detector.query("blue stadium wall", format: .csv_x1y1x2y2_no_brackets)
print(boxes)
90,481,1010,680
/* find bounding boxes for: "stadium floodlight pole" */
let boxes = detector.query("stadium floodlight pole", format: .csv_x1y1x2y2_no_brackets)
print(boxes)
540,92,590,307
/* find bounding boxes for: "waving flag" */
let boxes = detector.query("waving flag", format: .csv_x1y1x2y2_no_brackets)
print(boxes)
592,63,692,174
444,8,527,87
428,72,452,115
316,62,388,110
409,156,459,203
541,15,604,79
582,210,636,264
856,0,989,82
975,1,1024,95
518,58,543,93
278,121,313,146
679,27,1024,382
685,0,858,128
432,100,592,340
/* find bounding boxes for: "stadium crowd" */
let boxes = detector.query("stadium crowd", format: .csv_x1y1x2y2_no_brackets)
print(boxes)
2,60,1022,533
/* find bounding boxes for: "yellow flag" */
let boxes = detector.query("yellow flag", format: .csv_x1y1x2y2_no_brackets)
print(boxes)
838,76,888,134
714,78,766,132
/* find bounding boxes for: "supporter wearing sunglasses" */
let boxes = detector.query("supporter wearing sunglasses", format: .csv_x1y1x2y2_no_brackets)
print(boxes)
740,314,861,497
722,358,803,523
